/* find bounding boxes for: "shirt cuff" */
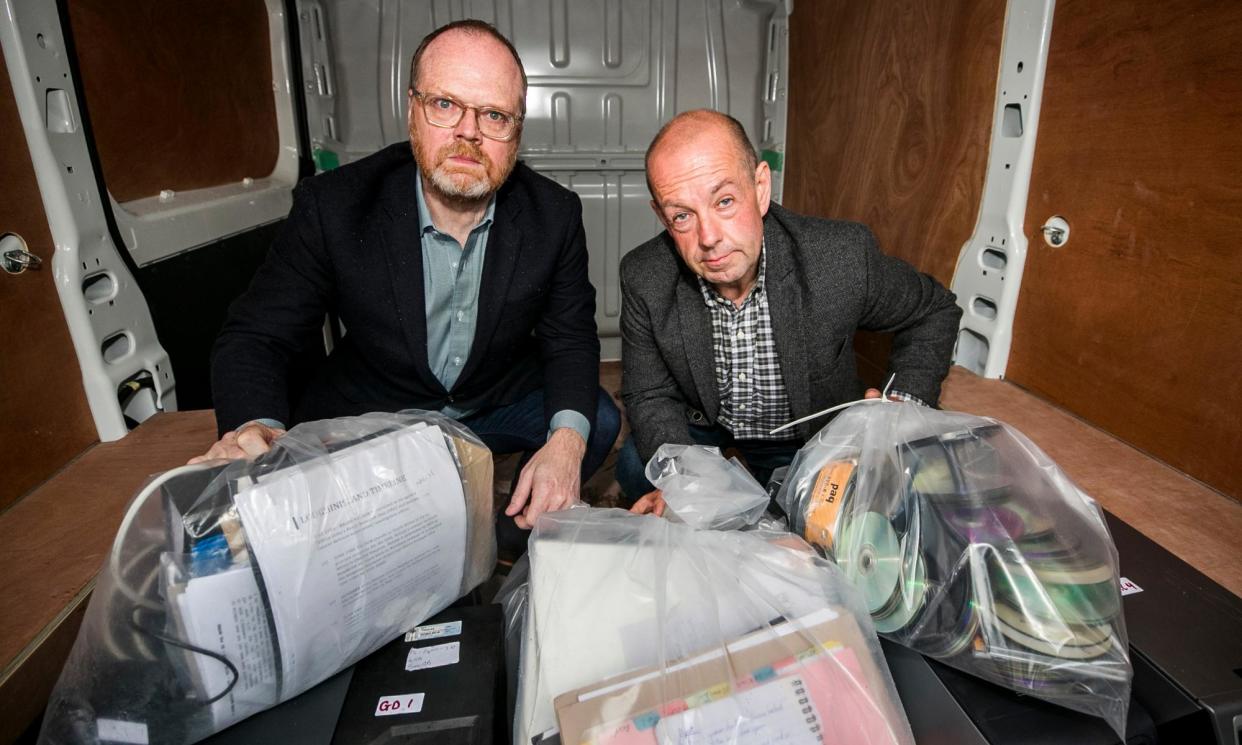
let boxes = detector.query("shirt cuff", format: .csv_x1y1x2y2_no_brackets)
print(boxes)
549,409,591,445
245,418,286,431
888,389,929,407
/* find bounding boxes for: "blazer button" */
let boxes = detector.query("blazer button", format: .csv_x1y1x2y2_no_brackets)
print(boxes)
446,395,455,404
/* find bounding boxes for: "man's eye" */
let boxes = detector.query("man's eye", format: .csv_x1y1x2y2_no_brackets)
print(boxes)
718,197,734,208
671,212,689,223
484,110,507,122
432,97,454,110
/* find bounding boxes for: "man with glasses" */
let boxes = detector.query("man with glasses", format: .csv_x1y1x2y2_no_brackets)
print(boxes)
202,20,619,547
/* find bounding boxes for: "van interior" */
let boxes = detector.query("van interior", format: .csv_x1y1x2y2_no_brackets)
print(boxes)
1,1,1239,743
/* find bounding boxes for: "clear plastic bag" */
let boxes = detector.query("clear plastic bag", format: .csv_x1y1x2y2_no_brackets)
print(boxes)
506,506,915,745
644,444,770,530
39,412,495,745
776,401,1132,737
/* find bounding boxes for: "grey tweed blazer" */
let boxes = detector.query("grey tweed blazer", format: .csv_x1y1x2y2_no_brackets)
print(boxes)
620,202,962,462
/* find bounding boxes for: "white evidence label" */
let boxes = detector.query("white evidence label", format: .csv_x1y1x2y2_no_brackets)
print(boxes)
1119,577,1143,596
96,719,150,744
375,693,425,717
405,620,462,642
405,640,461,671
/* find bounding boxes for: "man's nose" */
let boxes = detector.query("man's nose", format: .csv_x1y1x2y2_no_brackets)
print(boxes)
697,215,722,248
453,107,482,141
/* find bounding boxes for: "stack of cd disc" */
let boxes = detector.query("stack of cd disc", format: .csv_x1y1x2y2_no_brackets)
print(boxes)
813,422,1127,699
781,406,1131,730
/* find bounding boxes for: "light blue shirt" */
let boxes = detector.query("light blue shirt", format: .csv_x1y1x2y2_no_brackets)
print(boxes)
251,176,591,445
414,176,589,442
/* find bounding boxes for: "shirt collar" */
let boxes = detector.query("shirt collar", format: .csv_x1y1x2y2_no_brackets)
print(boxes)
698,240,767,310
415,169,497,237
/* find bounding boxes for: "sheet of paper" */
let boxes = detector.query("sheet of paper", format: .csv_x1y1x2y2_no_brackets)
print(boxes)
654,675,821,745
405,640,460,671
234,424,467,695
171,565,279,729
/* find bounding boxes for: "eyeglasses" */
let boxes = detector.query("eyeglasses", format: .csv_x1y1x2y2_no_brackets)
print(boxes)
411,90,523,142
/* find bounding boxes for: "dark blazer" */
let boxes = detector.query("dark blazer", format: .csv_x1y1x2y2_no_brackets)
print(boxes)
212,143,600,436
620,203,962,462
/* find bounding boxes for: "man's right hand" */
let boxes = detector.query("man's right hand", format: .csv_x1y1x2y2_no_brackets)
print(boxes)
629,489,667,517
188,421,285,464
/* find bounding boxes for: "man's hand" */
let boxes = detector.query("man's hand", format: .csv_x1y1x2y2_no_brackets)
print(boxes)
864,388,882,399
505,428,587,530
188,422,285,464
629,489,667,517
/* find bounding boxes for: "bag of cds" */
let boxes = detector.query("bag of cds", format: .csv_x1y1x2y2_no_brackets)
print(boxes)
506,506,915,745
40,412,495,745
643,444,770,530
776,401,1132,736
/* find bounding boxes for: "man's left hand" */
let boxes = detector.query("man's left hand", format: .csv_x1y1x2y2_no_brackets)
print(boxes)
505,428,587,530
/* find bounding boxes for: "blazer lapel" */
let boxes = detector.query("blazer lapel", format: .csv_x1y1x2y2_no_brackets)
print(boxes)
456,186,523,388
677,267,720,421
378,168,444,394
763,216,813,434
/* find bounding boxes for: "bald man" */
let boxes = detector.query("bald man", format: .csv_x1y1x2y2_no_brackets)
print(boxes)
204,20,620,546
617,110,961,511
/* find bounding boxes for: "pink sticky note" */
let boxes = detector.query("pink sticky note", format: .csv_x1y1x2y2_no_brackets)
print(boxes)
591,719,657,745
795,648,900,745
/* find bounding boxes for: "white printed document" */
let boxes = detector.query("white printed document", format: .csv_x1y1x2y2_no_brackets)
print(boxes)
234,424,467,697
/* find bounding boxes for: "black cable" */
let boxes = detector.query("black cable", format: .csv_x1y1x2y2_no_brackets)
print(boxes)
128,607,240,706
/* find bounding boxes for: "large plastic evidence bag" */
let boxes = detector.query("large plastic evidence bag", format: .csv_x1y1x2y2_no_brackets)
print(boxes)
502,451,915,745
776,400,1132,737
39,412,495,745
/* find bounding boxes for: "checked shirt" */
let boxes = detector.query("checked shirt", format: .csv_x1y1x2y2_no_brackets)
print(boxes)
697,247,799,441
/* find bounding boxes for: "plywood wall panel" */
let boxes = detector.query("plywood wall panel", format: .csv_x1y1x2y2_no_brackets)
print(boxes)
66,0,279,202
1011,0,1242,498
783,0,1004,286
0,53,98,512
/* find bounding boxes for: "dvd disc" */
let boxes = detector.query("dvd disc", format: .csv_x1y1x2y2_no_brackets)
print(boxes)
991,602,1117,659
943,505,1026,543
1003,500,1057,540
836,511,902,616
906,495,979,659
874,546,928,634
990,557,1121,625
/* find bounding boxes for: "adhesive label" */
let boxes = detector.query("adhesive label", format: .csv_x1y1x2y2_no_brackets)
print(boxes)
375,693,425,717
96,719,149,744
404,620,462,642
1119,577,1143,596
405,640,460,671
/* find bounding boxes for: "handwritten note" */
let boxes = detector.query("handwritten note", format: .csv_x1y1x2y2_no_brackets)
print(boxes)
405,640,460,671
655,676,820,745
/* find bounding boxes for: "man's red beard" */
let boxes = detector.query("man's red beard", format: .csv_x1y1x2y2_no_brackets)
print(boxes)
411,133,516,202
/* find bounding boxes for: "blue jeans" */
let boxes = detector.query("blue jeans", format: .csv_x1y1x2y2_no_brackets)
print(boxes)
458,387,621,553
615,425,800,505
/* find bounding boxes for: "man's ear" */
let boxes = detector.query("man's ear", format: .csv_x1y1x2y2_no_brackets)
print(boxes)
754,160,772,217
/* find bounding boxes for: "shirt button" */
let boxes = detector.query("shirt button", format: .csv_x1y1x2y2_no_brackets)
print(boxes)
456,311,465,322
451,262,459,270
739,404,747,410
738,373,747,382
453,356,463,366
